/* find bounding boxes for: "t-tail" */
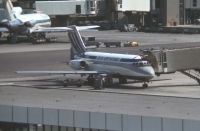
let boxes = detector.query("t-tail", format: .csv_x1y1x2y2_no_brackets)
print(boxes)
68,25,99,60
2,0,15,21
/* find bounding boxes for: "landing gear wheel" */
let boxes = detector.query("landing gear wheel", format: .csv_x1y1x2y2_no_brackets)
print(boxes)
30,32,47,44
104,76,113,87
94,75,104,90
142,83,148,88
87,75,95,85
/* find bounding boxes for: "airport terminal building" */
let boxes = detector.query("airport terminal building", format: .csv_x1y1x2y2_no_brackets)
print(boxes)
1,84,200,131
2,0,200,27
4,0,200,27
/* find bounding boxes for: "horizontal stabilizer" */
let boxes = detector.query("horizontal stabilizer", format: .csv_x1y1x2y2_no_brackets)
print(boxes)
30,25,99,33
30,27,72,33
76,25,100,31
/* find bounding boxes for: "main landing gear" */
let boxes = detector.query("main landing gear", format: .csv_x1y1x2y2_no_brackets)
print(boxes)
87,75,113,90
30,32,46,44
87,75,105,89
142,83,148,88
87,75,149,89
94,75,105,89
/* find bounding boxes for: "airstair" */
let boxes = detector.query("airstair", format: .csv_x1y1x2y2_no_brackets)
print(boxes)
180,70,200,84
141,47,200,85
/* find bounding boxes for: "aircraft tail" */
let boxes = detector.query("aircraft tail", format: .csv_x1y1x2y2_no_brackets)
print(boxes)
68,25,99,60
2,0,15,20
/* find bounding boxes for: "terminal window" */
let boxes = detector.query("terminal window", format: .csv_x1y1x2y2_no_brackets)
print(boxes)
76,5,81,14
193,0,197,7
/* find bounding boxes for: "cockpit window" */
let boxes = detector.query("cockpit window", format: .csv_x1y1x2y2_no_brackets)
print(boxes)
133,60,150,66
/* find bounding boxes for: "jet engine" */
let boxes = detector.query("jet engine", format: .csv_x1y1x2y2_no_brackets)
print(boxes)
69,59,89,70
24,20,37,27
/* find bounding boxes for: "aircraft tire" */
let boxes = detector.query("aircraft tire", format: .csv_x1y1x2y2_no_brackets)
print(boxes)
142,83,148,88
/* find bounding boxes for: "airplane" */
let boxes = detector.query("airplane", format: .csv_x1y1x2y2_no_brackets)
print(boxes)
17,25,155,89
0,0,70,43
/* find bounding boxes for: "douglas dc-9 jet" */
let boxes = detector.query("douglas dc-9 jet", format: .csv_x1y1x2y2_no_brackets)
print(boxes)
0,0,70,43
17,25,155,89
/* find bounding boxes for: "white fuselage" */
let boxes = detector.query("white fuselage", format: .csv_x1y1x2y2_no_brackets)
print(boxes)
17,13,51,27
70,51,155,80
11,12,51,34
2,0,51,34
66,25,155,81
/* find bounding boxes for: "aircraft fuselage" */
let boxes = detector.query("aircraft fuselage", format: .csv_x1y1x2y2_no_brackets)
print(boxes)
70,51,155,81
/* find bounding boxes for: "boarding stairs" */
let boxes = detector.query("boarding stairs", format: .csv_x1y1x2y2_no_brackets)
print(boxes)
180,70,200,85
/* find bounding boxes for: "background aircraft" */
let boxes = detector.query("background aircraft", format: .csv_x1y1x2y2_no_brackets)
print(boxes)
17,25,155,89
0,0,70,43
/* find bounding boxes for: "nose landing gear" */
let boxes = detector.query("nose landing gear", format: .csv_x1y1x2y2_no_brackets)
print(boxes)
142,83,148,88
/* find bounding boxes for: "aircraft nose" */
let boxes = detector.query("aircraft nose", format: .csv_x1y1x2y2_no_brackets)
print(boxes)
148,67,155,77
142,66,155,78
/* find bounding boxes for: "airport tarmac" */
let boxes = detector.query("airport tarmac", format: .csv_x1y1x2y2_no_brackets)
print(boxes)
0,73,200,121
2,30,200,45
1,31,200,121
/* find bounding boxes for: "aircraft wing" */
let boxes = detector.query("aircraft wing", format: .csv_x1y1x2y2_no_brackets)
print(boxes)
29,27,72,33
76,25,100,31
29,25,100,33
16,70,99,75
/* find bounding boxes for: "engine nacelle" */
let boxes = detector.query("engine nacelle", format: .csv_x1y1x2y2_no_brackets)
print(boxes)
24,20,36,27
69,59,89,70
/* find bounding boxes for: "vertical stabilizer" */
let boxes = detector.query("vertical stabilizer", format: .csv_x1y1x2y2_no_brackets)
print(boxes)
68,25,86,60
2,0,15,20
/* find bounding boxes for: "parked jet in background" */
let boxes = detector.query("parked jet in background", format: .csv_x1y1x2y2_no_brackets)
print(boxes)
0,0,69,43
17,25,155,89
